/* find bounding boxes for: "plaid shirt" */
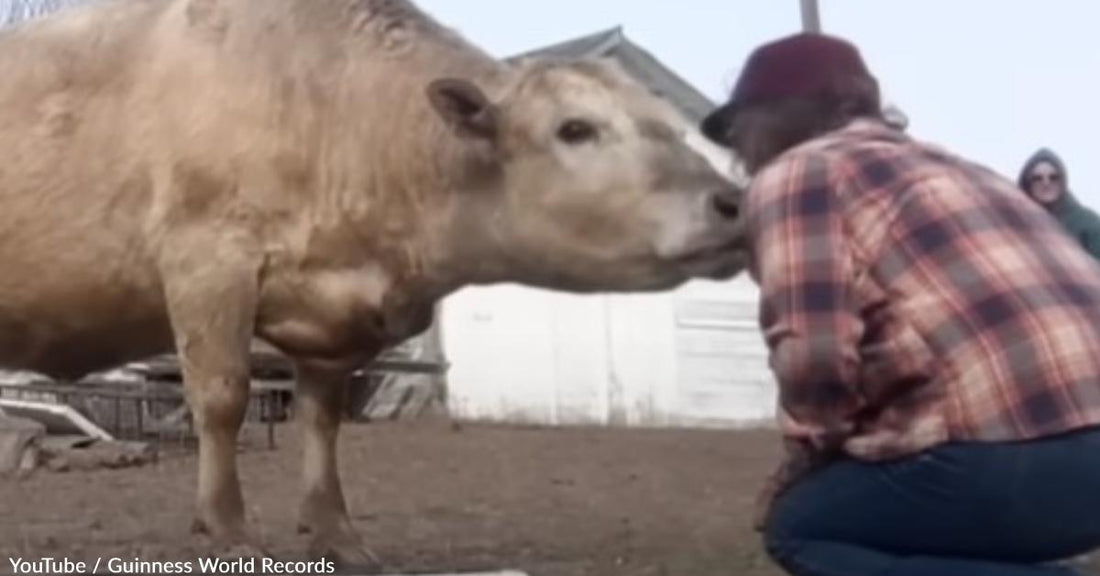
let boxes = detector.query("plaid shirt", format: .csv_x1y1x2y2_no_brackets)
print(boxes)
747,120,1100,487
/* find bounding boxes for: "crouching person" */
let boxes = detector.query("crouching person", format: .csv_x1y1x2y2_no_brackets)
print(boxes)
701,32,1100,576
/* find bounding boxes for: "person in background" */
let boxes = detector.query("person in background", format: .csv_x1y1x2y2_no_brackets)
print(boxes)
701,32,1100,576
1018,148,1100,259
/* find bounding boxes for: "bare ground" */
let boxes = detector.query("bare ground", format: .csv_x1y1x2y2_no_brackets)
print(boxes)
0,419,785,575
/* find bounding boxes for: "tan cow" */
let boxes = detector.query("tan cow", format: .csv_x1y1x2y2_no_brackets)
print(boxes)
0,0,745,563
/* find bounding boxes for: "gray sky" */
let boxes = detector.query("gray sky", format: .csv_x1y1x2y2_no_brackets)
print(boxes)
417,1,1100,209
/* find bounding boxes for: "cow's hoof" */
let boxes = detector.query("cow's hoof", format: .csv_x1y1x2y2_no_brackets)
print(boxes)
191,517,271,560
308,529,381,569
213,542,272,562
191,517,209,535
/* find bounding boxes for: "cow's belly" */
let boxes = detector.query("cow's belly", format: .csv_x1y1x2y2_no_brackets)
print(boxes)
10,315,175,380
0,273,174,379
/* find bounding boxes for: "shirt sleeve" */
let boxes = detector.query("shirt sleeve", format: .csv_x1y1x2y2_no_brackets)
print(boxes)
748,151,865,451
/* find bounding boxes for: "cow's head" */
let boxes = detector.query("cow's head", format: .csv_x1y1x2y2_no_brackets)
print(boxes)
426,59,746,292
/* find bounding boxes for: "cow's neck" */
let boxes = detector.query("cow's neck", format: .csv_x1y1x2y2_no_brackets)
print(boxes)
380,149,511,303
292,2,517,303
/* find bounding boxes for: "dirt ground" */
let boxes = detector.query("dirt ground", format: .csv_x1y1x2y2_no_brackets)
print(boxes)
0,419,785,576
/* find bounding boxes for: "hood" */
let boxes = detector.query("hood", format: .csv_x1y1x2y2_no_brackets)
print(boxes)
1017,148,1073,208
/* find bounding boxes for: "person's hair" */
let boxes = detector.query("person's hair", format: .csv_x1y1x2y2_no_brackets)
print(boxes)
730,73,882,173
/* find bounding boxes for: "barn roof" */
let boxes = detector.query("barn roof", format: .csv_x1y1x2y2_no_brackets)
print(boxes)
508,26,717,123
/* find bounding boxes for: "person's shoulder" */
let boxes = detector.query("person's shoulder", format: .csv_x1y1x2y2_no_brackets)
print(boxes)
749,120,907,203
1072,200,1100,229
750,146,834,194
762,129,855,176
793,120,898,168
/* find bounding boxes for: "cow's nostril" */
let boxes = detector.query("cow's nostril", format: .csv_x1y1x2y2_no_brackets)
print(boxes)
711,192,740,220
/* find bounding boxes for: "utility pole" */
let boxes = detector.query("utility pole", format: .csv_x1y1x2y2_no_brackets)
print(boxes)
800,0,822,33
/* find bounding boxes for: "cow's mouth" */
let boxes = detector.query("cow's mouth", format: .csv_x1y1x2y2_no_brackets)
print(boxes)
675,238,748,279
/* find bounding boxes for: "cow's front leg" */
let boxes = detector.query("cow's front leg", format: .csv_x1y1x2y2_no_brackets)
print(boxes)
294,361,378,567
185,360,254,550
162,249,264,556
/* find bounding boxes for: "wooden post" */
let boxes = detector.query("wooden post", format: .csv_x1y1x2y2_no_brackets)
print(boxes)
114,395,122,436
266,392,276,450
800,0,822,33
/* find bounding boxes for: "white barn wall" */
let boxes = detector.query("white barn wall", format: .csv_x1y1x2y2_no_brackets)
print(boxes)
668,275,776,426
441,277,776,429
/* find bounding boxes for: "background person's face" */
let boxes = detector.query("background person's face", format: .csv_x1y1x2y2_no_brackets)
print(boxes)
1028,161,1065,205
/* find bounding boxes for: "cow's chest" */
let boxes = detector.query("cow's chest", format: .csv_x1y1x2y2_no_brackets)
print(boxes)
255,267,434,364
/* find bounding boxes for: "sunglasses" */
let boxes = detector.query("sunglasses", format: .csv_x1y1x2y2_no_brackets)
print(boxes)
1029,173,1061,184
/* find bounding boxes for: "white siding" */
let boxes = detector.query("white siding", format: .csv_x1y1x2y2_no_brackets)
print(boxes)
440,274,777,429
670,276,775,426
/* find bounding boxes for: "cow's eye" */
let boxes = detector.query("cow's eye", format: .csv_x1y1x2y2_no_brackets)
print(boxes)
556,119,598,145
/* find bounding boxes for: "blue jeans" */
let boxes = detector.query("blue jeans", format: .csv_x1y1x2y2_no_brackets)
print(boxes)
765,425,1100,576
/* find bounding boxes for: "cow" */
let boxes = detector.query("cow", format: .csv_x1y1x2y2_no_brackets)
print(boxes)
0,0,745,563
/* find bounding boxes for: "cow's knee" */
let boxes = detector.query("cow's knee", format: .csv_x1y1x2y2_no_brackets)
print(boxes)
188,373,251,431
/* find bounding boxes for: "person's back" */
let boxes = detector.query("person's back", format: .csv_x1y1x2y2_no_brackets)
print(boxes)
785,122,1100,456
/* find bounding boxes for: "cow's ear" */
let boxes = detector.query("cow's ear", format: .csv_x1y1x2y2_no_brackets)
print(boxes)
427,78,499,142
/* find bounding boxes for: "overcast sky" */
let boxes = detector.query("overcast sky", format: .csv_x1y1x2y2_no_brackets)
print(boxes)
417,1,1100,210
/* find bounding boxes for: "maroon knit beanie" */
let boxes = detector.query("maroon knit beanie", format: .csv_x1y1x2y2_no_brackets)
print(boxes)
701,32,876,146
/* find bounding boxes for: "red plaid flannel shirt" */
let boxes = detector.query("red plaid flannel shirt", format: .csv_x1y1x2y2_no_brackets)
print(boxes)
747,120,1100,498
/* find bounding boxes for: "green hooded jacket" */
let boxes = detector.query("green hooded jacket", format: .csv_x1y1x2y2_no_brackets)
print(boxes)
1017,148,1100,260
